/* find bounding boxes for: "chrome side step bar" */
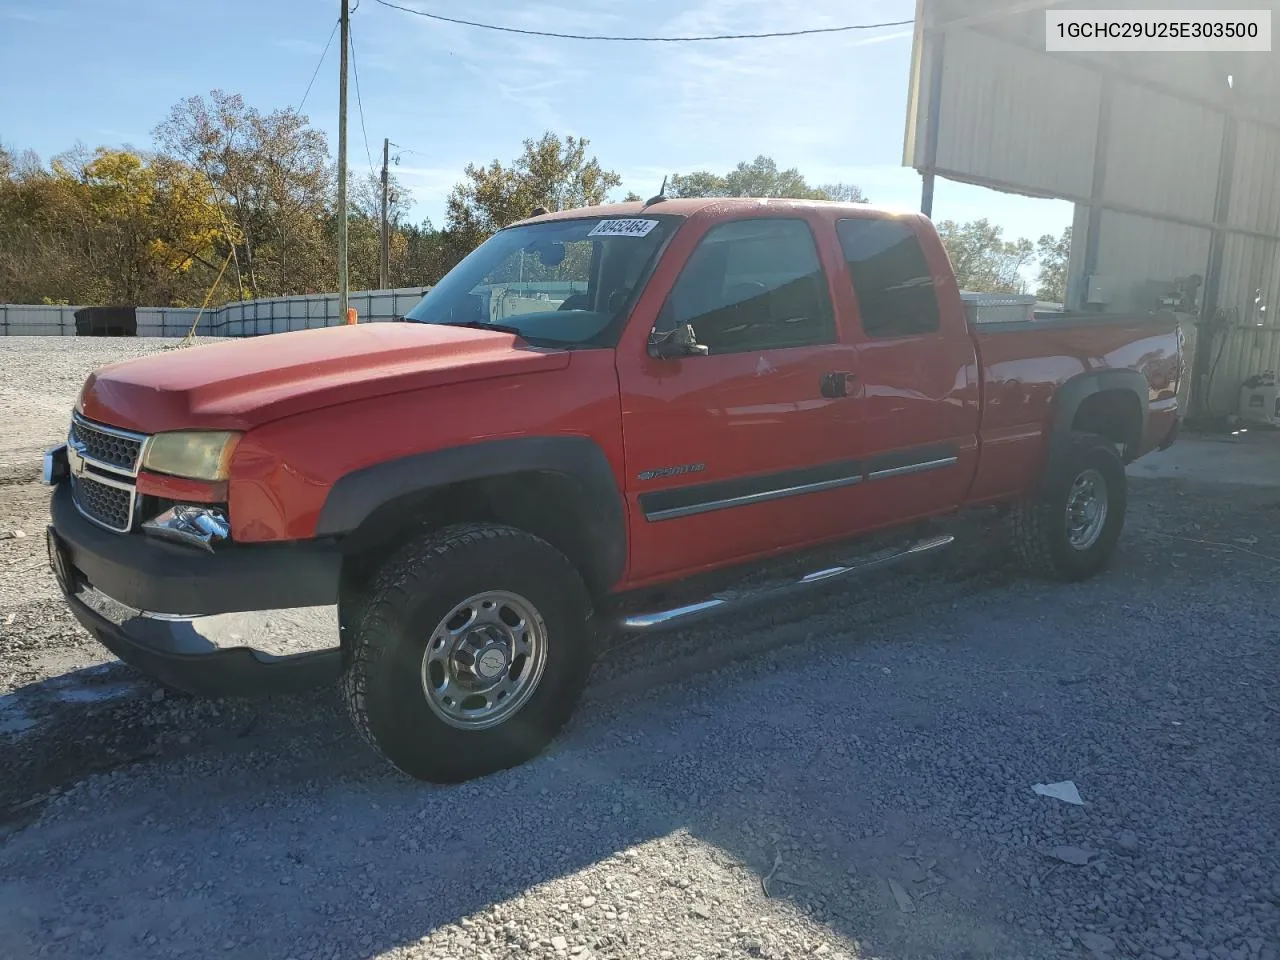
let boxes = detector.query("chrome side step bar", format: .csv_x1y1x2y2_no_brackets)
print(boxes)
616,534,955,633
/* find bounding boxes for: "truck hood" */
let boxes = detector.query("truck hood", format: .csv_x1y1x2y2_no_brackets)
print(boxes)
77,323,572,434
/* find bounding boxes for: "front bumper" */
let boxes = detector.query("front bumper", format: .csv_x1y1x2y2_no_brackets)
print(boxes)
50,480,340,616
64,586,342,697
48,480,343,697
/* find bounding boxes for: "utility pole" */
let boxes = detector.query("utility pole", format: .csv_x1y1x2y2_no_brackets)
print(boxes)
379,137,390,290
337,0,350,320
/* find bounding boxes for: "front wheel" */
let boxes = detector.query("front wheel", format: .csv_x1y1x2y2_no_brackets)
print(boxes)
341,523,595,783
1009,433,1127,581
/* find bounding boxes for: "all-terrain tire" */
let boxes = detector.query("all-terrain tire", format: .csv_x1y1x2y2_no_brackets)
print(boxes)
1009,432,1127,582
341,523,594,783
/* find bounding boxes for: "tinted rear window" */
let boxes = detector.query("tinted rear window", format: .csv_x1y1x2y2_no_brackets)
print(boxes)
836,219,940,338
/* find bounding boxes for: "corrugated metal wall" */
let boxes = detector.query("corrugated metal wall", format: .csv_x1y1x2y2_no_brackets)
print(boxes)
933,29,1099,199
907,17,1280,415
1209,234,1280,414
1103,84,1222,223
1093,212,1211,314
1205,119,1280,413
1228,122,1280,235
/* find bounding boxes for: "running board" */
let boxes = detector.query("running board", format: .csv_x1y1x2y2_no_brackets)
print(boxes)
615,534,955,633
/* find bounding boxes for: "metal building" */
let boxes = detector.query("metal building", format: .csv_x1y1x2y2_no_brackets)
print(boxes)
903,0,1280,416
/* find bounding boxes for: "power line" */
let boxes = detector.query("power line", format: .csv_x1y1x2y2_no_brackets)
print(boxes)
298,18,340,112
348,23,376,176
372,0,912,41
388,143,429,163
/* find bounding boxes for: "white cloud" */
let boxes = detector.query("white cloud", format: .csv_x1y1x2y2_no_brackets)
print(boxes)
639,0,913,155
363,0,623,134
362,0,923,223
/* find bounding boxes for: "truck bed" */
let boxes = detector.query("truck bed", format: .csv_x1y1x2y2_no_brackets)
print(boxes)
964,310,1182,506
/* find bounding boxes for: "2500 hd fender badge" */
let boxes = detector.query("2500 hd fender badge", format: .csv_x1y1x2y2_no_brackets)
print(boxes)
636,463,706,481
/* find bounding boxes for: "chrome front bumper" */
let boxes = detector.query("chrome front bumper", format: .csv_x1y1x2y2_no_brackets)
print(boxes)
55,572,342,698
74,582,340,661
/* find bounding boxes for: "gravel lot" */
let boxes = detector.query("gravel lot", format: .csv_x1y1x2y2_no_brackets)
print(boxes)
0,336,223,481
2,337,1278,960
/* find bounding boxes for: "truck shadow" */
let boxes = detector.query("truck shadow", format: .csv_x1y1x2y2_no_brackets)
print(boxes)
6,478,1277,958
3,541,1049,959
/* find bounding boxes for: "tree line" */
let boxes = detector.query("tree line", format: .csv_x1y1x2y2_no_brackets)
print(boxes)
0,88,1069,308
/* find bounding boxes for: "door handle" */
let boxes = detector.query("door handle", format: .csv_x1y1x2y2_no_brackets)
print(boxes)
820,371,854,398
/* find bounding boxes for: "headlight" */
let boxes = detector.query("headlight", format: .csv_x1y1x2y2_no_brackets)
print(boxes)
142,431,241,481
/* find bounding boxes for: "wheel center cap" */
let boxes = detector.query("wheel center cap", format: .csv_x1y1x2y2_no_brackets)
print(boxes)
475,646,509,681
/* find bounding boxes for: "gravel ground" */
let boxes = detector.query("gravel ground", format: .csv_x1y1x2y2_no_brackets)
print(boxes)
2,337,1279,960
0,339,219,701
0,336,222,481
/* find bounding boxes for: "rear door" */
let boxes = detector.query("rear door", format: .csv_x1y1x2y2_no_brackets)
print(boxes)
615,215,863,586
831,215,980,525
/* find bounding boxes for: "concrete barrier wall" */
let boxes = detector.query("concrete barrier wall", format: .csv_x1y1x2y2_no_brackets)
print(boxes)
0,287,432,337
211,287,431,336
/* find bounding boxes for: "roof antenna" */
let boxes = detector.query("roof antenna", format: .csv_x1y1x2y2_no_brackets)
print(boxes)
530,205,550,217
644,176,668,208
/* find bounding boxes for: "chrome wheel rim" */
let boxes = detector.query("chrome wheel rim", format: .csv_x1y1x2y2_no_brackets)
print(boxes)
421,590,548,731
1065,468,1108,550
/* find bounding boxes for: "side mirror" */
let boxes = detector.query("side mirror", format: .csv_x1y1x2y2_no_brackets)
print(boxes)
648,323,709,360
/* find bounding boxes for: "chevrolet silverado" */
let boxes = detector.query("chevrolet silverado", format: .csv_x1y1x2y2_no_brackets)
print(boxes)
44,197,1182,782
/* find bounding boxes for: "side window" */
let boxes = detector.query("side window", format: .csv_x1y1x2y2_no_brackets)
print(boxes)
662,218,834,354
836,218,940,338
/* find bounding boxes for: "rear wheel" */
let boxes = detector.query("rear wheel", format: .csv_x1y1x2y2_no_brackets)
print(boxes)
341,523,594,783
1009,433,1127,581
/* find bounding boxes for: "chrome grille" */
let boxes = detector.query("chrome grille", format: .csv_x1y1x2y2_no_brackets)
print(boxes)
72,474,135,533
70,414,145,474
67,413,149,534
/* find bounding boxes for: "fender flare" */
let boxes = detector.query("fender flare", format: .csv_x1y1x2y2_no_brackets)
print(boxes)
1044,369,1148,483
315,436,627,590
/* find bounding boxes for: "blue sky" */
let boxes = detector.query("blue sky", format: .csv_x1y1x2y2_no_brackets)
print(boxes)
0,0,1072,248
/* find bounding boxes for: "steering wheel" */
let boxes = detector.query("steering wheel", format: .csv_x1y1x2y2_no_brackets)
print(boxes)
558,293,590,311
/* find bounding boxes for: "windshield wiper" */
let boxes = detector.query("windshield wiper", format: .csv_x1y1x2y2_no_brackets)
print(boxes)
436,319,526,336
432,319,572,349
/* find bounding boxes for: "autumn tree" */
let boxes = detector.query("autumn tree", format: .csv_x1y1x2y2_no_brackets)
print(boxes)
668,156,866,203
0,146,87,302
5,109,671,304
78,149,226,304
345,168,415,290
445,132,622,254
816,182,869,203
154,89,334,299
1035,226,1071,303
0,146,224,305
936,218,1034,294
395,219,455,289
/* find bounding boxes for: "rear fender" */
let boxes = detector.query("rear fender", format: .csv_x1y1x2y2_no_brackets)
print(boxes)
1043,369,1148,486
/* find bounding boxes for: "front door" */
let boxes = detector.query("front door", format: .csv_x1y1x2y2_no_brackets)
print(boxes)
615,215,862,587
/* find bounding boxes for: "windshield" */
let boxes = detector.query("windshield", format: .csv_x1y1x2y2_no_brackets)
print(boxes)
403,215,678,346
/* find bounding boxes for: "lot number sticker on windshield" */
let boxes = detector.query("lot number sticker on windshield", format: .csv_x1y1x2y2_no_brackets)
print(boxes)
588,218,660,238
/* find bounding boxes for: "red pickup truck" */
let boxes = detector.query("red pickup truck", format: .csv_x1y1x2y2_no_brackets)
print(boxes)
44,198,1181,782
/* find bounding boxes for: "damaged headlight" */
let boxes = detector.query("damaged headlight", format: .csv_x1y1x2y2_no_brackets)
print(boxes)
142,431,241,481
